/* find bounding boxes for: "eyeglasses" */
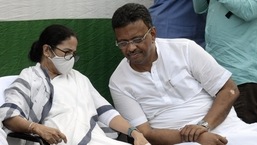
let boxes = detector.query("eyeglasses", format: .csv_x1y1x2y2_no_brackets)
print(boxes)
115,27,152,49
51,46,79,61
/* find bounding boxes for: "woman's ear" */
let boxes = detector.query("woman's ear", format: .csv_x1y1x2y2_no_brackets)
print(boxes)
43,44,51,57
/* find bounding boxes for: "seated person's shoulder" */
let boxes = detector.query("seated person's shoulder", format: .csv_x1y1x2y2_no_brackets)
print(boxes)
156,37,193,44
156,38,195,51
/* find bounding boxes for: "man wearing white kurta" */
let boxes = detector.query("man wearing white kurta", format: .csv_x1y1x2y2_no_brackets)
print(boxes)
110,3,257,144
109,32,257,145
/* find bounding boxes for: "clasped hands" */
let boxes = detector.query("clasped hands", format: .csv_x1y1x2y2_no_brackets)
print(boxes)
180,125,228,145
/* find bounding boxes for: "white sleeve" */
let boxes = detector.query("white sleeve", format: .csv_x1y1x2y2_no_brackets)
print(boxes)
85,77,119,126
187,40,232,97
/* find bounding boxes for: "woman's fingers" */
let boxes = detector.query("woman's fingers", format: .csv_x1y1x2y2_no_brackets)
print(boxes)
58,132,67,143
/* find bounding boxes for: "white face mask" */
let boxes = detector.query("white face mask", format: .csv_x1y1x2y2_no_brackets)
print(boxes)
49,55,75,75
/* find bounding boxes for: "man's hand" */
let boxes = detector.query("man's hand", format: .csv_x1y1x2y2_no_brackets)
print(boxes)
180,124,227,144
180,124,207,142
196,132,228,145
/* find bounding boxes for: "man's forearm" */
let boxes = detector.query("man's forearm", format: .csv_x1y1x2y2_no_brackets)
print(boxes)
143,128,182,145
202,78,239,130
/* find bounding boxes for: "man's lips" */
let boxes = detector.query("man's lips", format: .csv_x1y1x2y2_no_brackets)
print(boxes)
128,52,140,59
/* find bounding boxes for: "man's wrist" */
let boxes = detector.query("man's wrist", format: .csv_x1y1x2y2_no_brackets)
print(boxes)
197,120,210,131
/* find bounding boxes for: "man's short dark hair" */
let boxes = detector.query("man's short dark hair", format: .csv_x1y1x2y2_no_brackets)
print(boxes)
112,3,153,30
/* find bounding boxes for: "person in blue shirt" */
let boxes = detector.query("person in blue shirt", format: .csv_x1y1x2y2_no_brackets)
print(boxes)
149,0,206,48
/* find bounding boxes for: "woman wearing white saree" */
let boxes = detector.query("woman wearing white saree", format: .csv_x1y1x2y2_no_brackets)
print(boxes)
0,24,150,145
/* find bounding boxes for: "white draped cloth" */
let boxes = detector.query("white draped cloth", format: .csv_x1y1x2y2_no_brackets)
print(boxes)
44,70,130,145
0,123,8,145
0,63,130,145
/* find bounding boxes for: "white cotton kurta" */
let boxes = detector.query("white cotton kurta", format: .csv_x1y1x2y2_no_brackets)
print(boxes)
109,38,257,145
42,70,130,145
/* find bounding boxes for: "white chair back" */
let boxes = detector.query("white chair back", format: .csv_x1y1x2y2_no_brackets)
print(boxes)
0,75,18,105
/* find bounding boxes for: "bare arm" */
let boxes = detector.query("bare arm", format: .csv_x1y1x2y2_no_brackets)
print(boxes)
109,115,150,145
3,116,67,144
3,116,33,133
137,122,228,145
137,122,182,145
202,78,239,129
180,78,239,142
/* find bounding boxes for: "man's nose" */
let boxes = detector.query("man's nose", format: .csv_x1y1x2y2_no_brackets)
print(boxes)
127,41,137,51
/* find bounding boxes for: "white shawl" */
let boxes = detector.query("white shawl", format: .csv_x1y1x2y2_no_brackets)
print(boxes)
0,63,52,125
0,63,130,145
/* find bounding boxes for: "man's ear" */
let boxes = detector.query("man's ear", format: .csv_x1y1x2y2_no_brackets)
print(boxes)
150,26,157,41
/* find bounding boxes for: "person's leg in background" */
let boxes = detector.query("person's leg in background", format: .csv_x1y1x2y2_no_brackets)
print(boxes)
234,83,257,123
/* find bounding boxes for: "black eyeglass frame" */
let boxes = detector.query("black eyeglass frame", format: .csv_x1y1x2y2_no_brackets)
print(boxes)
49,46,79,62
115,27,152,49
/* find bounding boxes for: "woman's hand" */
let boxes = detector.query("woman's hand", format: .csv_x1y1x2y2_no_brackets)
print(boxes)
31,123,67,144
131,130,151,145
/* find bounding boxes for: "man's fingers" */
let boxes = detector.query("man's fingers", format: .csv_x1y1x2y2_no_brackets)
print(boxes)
193,127,207,141
180,125,208,142
219,136,228,144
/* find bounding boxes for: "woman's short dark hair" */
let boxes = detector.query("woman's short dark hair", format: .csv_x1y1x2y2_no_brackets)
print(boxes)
29,24,76,62
111,3,153,30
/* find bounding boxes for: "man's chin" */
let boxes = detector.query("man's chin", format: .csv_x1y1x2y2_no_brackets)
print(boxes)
129,59,144,65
